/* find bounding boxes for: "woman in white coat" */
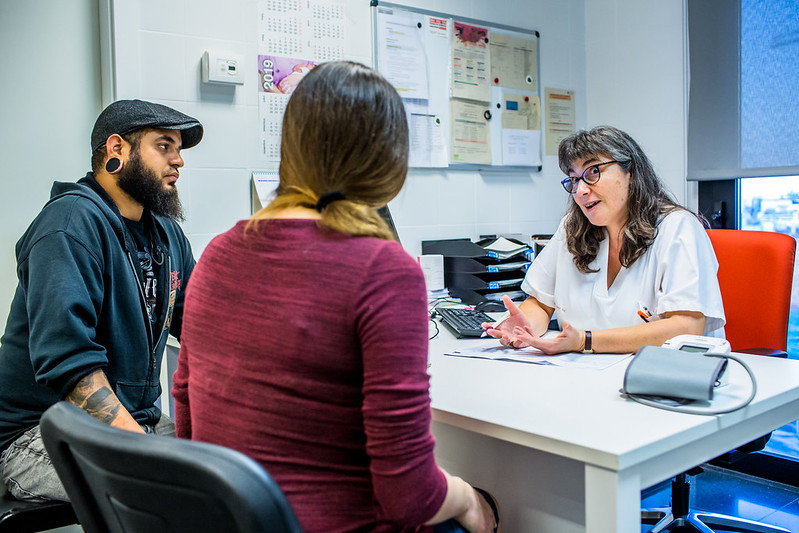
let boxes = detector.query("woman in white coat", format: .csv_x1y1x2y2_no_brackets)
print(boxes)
485,125,725,354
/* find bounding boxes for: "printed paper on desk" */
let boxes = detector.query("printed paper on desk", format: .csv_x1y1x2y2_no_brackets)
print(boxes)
446,345,631,370
481,237,530,260
483,237,526,253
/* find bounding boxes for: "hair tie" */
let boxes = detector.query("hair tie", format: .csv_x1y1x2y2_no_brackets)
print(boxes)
315,191,346,212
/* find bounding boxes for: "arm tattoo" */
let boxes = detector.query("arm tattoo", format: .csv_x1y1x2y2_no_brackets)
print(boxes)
66,370,123,425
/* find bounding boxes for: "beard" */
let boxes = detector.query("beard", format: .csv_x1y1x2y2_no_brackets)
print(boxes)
117,151,185,221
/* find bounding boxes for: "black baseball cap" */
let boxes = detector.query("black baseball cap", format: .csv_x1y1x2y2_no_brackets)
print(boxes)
91,99,204,152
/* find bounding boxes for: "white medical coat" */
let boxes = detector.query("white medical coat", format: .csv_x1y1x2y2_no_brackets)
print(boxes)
521,210,726,337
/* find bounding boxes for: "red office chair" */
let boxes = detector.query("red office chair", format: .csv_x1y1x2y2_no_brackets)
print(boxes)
709,229,796,356
642,229,796,532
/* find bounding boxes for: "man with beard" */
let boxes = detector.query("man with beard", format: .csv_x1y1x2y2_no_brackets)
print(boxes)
0,99,202,501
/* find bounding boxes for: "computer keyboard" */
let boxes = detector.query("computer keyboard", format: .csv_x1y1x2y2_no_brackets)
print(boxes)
436,307,495,338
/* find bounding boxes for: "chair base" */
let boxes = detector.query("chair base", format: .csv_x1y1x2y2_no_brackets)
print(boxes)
0,493,77,533
641,472,789,533
642,509,790,533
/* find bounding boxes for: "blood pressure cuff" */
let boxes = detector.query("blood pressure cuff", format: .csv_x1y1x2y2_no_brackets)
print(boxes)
623,345,728,401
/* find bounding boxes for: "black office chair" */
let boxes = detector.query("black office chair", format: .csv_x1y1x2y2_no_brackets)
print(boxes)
0,492,77,532
641,230,795,533
39,402,303,533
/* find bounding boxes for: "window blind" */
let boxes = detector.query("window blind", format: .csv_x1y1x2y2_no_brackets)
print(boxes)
687,0,799,181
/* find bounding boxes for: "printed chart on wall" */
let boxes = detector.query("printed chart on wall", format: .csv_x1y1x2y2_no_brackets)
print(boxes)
373,2,541,170
544,88,576,156
257,0,346,162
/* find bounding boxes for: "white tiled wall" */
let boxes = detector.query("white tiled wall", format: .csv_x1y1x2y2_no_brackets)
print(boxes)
0,0,689,319
105,0,591,258
585,0,689,205
389,169,570,255
0,0,102,320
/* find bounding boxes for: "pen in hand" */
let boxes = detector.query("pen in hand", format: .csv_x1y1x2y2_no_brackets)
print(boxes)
481,311,511,337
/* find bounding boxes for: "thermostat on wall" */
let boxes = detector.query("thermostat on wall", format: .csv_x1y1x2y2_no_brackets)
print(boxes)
201,51,244,85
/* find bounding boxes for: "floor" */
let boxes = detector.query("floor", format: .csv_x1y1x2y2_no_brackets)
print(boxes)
39,464,799,533
640,464,799,532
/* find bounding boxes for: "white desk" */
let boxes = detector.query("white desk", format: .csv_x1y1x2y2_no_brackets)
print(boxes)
428,328,799,533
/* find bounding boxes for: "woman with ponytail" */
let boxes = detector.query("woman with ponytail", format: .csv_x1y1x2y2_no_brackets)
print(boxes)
173,61,498,533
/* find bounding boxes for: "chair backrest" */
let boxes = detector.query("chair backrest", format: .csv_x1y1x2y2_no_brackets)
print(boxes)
706,229,796,352
40,402,303,533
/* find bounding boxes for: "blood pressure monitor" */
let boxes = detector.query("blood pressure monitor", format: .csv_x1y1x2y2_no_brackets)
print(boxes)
662,334,731,387
661,334,731,354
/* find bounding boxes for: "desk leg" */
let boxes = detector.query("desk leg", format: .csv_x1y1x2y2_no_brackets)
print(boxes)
585,464,640,533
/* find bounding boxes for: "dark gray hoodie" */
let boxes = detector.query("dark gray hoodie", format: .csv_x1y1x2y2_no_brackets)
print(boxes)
0,172,194,452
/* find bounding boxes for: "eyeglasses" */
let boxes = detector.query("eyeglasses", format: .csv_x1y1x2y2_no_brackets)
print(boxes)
560,160,621,194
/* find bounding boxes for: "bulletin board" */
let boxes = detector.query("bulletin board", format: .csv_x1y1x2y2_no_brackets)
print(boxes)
371,1,542,171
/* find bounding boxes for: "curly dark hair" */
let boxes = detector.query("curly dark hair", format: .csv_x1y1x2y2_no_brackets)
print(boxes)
558,126,689,273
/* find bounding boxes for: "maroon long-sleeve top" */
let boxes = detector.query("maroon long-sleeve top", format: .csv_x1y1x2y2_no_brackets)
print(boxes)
173,219,446,532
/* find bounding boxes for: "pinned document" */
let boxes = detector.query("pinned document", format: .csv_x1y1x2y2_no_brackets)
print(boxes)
489,33,538,93
451,99,491,164
502,129,541,166
545,88,576,156
451,21,491,102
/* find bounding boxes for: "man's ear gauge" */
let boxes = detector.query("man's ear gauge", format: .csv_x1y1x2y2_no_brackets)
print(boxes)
105,157,122,174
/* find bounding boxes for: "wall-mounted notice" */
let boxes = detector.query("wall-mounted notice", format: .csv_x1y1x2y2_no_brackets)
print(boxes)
545,87,576,156
451,99,491,164
373,2,541,170
490,33,537,93
376,8,429,99
257,0,345,161
451,22,491,102
408,113,448,167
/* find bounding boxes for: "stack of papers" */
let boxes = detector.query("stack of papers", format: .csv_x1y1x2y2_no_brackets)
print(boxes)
445,345,631,371
484,290,526,302
428,288,450,300
481,237,530,260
